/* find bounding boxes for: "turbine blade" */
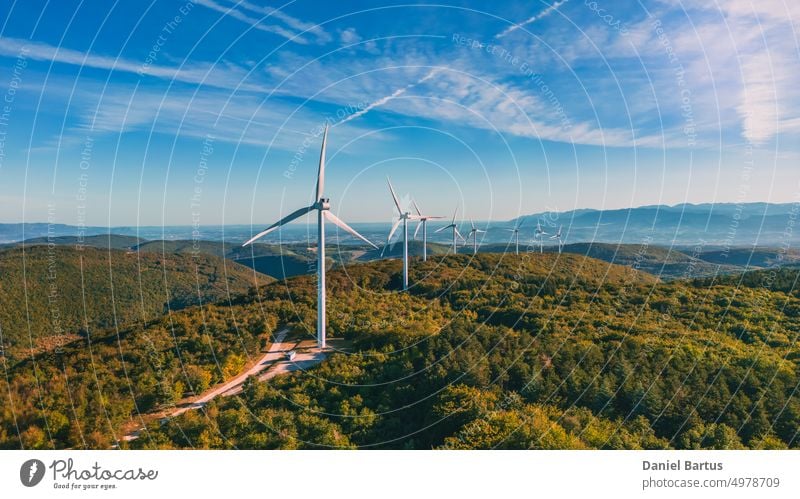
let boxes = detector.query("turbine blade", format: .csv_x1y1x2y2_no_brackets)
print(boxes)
434,224,451,234
412,199,422,216
451,206,458,224
454,228,465,241
324,211,378,249
413,221,422,239
426,216,445,219
315,124,328,200
243,205,314,246
387,218,402,243
517,218,525,230
387,177,402,213
470,219,475,230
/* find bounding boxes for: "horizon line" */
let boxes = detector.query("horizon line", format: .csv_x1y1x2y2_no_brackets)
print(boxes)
3,200,797,228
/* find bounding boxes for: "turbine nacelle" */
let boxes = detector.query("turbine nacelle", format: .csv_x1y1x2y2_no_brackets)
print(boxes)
315,198,331,211
398,211,417,220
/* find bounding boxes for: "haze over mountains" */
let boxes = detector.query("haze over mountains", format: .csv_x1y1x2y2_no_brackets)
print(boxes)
4,202,800,286
513,202,800,247
3,202,798,246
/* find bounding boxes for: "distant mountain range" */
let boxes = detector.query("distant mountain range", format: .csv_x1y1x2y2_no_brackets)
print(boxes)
513,202,800,246
5,232,800,283
2,202,799,247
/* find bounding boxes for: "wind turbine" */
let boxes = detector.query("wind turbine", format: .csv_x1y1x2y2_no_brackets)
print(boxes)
383,177,420,290
466,219,486,255
550,225,564,253
506,219,525,255
534,221,547,253
412,200,444,262
243,125,377,349
435,207,465,254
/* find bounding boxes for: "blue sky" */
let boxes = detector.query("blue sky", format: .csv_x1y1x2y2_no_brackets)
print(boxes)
0,0,798,226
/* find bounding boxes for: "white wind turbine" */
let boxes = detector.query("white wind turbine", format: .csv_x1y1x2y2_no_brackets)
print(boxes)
412,200,444,262
506,219,525,255
466,219,486,255
243,125,377,349
550,224,565,253
435,207,465,254
534,221,547,253
383,177,420,290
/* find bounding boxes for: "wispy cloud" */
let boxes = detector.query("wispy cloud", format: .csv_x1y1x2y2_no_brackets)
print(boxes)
738,54,780,145
339,68,442,125
496,0,569,38
234,0,331,41
0,36,261,91
194,0,330,45
724,7,799,145
340,67,637,147
653,0,800,145
11,0,798,153
68,79,376,151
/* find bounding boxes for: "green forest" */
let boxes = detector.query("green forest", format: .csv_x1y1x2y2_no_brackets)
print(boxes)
0,245,271,359
1,250,799,449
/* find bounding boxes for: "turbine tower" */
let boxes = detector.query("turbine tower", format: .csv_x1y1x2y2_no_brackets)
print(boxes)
506,219,525,255
384,177,419,290
243,125,377,349
550,224,564,253
534,221,547,253
467,219,486,255
412,200,444,261
435,207,464,254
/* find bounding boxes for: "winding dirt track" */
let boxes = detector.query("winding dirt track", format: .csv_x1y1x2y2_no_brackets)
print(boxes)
122,327,314,443
168,327,290,417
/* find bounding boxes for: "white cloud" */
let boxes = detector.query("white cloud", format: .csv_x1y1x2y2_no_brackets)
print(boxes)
339,28,362,44
194,0,330,44
358,68,637,147
66,77,381,152
654,0,800,145
738,54,779,145
16,2,798,153
0,36,262,92
496,0,569,38
339,68,441,125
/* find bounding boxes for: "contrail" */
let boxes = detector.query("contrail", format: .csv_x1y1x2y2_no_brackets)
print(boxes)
339,68,441,125
496,0,568,38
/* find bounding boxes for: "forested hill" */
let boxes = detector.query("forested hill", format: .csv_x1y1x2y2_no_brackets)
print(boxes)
695,266,800,297
0,245,271,360
2,252,799,450
4,234,144,250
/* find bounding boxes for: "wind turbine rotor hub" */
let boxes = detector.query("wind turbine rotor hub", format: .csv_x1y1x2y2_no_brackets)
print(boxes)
317,199,330,210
